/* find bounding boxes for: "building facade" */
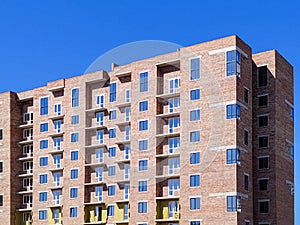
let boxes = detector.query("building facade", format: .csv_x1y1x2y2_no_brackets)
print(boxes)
0,35,294,225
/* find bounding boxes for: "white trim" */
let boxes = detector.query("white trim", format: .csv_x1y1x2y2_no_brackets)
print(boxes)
257,93,269,97
189,57,201,81
286,139,294,146
208,46,248,58
285,99,294,108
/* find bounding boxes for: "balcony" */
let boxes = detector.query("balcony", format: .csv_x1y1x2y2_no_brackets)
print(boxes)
17,203,32,212
48,132,64,138
19,123,33,129
156,112,180,119
85,143,107,150
49,114,65,121
84,205,107,224
19,137,33,145
18,169,33,178
85,125,107,131
156,152,180,159
156,132,180,139
115,102,131,108
85,107,107,114
47,197,62,208
18,155,33,161
156,200,180,223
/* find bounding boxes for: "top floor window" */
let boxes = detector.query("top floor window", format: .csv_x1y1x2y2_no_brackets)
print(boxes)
258,66,268,87
72,88,79,107
191,58,200,80
226,50,241,76
109,83,117,102
169,78,180,93
140,72,148,92
40,97,49,115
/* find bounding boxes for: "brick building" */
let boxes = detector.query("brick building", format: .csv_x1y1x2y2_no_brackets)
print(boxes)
0,35,294,225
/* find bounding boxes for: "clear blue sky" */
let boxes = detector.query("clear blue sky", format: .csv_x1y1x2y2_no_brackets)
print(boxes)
0,0,298,223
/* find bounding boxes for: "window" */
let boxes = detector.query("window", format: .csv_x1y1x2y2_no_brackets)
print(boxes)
139,140,148,151
168,137,180,154
190,89,200,100
39,174,48,184
70,207,78,218
108,128,116,138
168,179,180,196
39,157,48,166
125,107,131,122
139,120,148,131
70,188,78,198
226,50,241,76
96,94,105,108
258,66,268,87
169,77,180,93
138,202,147,213
139,101,148,111
258,95,268,107
125,126,130,140
190,222,201,225
169,97,180,113
226,104,241,119
245,222,250,225
190,175,200,187
39,192,47,202
95,186,103,202
108,166,116,176
125,89,131,102
291,107,294,121
191,58,200,80
108,205,115,216
226,149,240,164
39,210,47,220
124,164,130,180
0,161,3,173
259,200,269,214
109,83,117,102
71,115,79,125
40,123,48,132
291,145,294,160
96,148,104,162
54,103,62,116
190,109,200,121
244,174,249,191
108,185,116,196
258,115,269,127
140,72,148,92
190,197,200,210
124,145,130,160
72,88,79,107
138,180,148,192
24,112,33,123
96,112,105,126
168,158,180,174
190,130,200,142
71,151,78,160
40,97,49,115
259,179,269,191
95,167,104,182
124,184,130,200
244,88,249,103
71,169,78,179
258,157,269,169
23,129,33,142
0,129,2,140
190,152,200,164
227,196,240,212
259,136,268,148
53,137,62,150
96,130,104,144
0,195,3,206
139,160,148,171
71,133,79,142
244,130,249,146
109,110,117,120
168,117,180,133
108,147,116,157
